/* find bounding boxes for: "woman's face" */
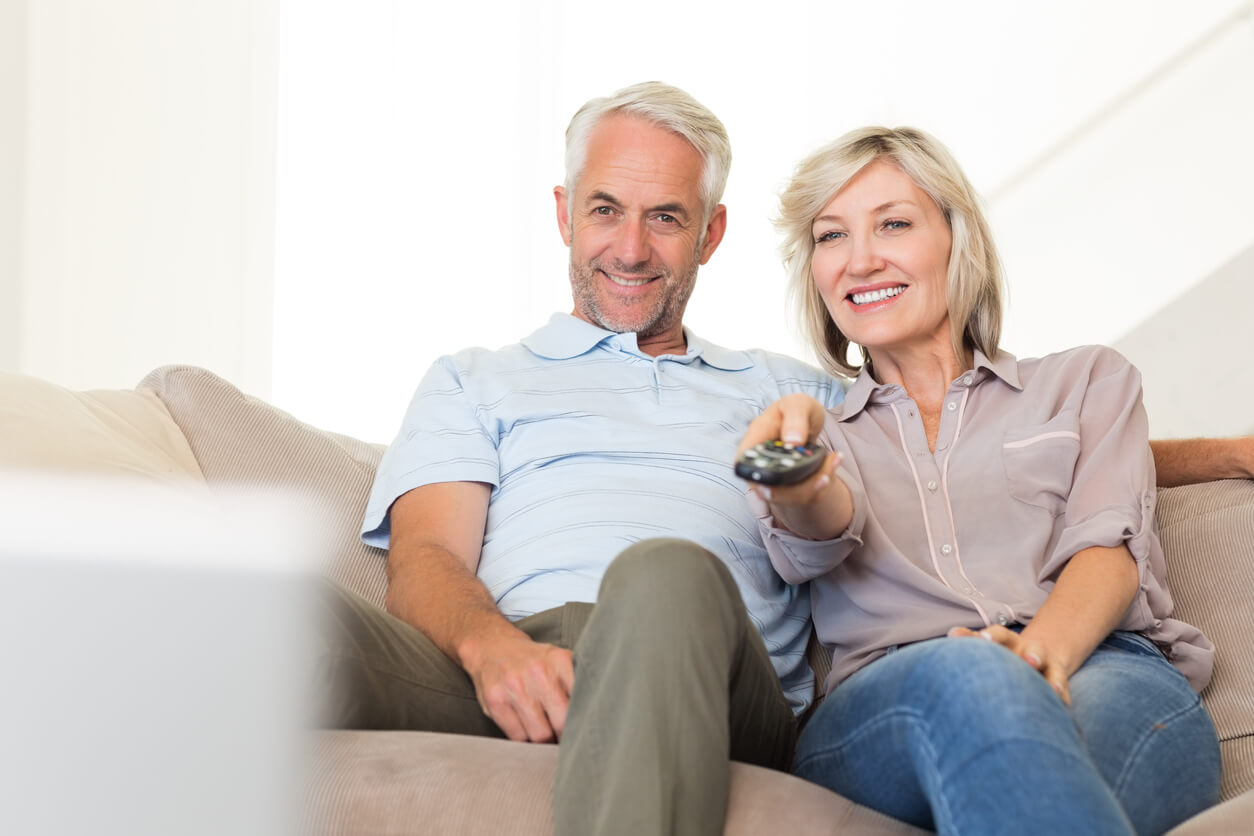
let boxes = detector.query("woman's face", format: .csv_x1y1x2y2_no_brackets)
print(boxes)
810,159,954,359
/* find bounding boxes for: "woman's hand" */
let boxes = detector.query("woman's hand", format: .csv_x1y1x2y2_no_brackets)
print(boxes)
737,394,853,540
947,625,1073,704
946,544,1141,706
737,393,829,455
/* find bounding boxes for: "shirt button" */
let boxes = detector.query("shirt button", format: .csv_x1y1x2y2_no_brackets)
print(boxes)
940,544,952,555
962,374,972,385
997,614,1010,626
926,480,938,491
947,401,957,411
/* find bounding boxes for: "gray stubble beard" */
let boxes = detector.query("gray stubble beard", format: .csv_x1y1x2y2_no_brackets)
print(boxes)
567,248,700,338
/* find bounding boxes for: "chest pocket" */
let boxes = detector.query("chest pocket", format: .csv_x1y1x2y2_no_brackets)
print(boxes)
1002,412,1081,516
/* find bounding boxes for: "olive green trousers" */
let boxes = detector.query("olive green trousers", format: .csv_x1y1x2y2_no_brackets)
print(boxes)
318,538,797,836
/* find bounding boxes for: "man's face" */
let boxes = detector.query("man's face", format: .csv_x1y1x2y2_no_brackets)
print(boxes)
555,114,726,342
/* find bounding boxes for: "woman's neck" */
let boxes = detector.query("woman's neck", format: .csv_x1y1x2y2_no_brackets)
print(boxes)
867,342,971,408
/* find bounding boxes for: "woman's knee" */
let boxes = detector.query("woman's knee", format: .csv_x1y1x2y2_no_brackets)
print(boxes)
905,637,1054,707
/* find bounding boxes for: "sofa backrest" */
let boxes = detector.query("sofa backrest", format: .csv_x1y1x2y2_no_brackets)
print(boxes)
141,365,390,608
1,370,204,484
1156,479,1254,801
141,364,1254,801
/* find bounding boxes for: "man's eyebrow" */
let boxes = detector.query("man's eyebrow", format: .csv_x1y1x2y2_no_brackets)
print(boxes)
812,200,917,226
586,191,624,208
651,202,690,219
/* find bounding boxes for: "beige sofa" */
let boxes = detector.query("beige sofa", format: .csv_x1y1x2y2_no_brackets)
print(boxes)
4,364,1253,834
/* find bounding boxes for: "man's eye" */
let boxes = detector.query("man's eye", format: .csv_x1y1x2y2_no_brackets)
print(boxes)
656,213,676,224
593,206,614,216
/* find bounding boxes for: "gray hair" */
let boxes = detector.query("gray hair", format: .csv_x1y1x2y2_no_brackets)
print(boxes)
777,126,1004,377
564,81,731,224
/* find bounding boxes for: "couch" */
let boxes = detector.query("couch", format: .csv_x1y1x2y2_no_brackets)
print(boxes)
3,363,1253,834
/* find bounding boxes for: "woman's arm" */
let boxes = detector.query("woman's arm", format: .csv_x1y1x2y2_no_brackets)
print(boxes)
953,544,1139,703
1151,437,1254,487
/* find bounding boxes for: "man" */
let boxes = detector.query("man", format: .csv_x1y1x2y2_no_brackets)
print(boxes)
324,81,1253,836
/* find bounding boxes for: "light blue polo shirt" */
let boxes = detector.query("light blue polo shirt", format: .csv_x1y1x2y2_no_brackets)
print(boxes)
362,313,844,712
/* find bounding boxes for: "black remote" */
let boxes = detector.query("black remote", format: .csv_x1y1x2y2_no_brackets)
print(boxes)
735,440,826,486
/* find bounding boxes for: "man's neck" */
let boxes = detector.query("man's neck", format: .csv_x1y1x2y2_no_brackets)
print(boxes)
634,326,688,357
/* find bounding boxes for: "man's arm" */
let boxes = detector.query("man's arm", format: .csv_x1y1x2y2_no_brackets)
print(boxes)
1150,437,1254,488
384,482,574,743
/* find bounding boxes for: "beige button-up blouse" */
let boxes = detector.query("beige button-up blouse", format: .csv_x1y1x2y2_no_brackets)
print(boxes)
754,345,1213,695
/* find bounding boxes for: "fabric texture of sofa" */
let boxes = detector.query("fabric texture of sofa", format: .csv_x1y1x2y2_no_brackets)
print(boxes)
3,364,1253,834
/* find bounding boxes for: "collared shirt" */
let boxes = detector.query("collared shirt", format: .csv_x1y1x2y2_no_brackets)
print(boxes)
755,345,1213,695
362,313,844,712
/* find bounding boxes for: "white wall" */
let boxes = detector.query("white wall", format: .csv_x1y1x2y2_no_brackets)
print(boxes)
1116,243,1254,439
7,1,1252,444
0,0,25,372
10,0,278,396
274,0,1254,444
990,10,1254,360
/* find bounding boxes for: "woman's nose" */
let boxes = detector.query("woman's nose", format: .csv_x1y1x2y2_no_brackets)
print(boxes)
847,234,884,277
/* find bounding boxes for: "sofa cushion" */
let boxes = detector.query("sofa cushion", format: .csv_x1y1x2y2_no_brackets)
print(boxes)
140,365,389,608
0,371,203,483
1157,479,1254,801
307,730,928,836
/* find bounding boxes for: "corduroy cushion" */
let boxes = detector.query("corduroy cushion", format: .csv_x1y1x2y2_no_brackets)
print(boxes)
140,365,389,608
1158,479,1254,801
0,370,203,483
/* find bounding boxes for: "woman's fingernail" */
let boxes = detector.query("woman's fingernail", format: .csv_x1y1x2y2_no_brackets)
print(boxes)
947,627,963,638
1025,653,1041,668
979,630,993,641
814,475,830,491
759,486,772,500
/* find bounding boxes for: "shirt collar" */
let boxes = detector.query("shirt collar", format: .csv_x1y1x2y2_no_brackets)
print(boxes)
521,313,754,371
835,347,1021,422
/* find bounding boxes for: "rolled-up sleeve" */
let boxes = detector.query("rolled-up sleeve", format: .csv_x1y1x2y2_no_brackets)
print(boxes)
1042,348,1156,579
750,432,867,584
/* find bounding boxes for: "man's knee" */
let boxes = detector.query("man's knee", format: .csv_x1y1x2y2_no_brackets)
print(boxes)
601,538,737,601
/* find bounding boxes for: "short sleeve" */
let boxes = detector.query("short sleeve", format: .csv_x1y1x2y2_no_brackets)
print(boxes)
360,356,499,548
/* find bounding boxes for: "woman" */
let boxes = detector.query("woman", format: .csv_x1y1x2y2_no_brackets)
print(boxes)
739,127,1220,835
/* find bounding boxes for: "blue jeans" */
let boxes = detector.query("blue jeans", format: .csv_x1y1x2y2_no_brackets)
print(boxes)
794,633,1219,835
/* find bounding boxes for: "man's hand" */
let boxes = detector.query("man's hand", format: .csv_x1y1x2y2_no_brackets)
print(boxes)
460,630,575,743
947,625,1073,704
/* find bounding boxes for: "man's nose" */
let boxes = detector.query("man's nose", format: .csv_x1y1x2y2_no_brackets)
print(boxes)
612,219,651,265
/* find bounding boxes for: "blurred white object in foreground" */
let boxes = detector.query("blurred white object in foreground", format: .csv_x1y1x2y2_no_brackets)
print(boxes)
0,474,322,836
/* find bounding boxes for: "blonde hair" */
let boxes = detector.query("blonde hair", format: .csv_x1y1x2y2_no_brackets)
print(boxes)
777,127,1003,377
564,81,731,225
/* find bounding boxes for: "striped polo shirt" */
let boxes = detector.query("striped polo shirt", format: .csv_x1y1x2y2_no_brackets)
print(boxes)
362,313,843,711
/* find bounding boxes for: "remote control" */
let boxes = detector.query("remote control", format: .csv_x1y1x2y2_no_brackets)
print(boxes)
735,440,826,486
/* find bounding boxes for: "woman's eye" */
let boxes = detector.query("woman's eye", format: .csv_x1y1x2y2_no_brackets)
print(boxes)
815,230,845,243
883,219,911,230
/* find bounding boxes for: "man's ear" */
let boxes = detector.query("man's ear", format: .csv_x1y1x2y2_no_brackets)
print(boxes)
554,186,572,246
698,204,728,265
